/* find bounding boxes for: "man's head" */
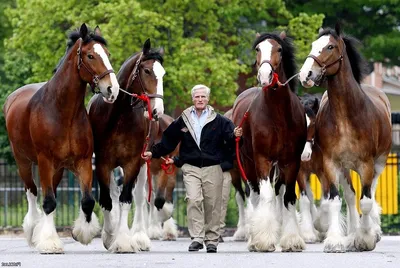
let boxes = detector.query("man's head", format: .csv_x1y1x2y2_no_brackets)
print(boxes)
191,84,210,111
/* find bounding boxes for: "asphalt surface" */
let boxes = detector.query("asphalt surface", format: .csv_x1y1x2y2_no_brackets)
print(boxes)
0,236,399,268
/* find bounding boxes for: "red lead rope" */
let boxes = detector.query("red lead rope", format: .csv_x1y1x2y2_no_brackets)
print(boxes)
235,72,280,183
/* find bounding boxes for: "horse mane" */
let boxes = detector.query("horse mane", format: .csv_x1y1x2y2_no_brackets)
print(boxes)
253,32,297,92
53,27,107,73
318,28,369,84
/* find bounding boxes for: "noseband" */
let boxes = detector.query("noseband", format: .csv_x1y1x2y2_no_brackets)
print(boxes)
77,38,115,93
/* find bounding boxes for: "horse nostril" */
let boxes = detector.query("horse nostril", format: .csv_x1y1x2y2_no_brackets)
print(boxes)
107,86,112,94
307,71,312,78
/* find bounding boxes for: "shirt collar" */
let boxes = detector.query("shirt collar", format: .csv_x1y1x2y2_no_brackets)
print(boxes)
191,106,208,115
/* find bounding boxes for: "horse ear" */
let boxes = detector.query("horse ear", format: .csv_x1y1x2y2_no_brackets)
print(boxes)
318,27,324,35
335,22,342,36
256,32,261,38
143,38,151,54
312,98,320,114
94,25,102,36
80,23,88,38
159,47,165,56
279,31,286,40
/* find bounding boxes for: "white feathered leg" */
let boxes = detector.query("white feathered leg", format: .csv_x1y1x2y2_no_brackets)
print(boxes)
247,180,279,252
131,164,151,251
32,211,63,254
22,190,42,247
233,191,247,241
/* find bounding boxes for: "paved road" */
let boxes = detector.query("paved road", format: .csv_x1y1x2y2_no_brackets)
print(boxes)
0,236,399,268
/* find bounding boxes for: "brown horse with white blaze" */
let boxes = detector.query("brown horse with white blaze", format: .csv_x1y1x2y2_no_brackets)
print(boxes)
3,24,119,253
232,32,306,252
299,24,392,252
88,39,165,253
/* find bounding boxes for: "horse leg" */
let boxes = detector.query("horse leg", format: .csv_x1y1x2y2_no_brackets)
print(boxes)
340,169,360,251
370,156,386,243
161,171,178,241
280,162,306,252
107,163,139,253
321,161,346,253
32,156,63,253
247,158,278,252
130,164,151,251
147,173,163,240
274,171,284,227
232,168,247,241
354,159,382,251
72,159,100,245
96,165,119,250
297,169,319,243
16,158,42,247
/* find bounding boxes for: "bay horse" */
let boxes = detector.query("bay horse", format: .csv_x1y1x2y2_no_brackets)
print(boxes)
296,94,321,243
147,114,179,241
232,32,307,252
3,23,119,253
88,39,165,253
299,24,392,252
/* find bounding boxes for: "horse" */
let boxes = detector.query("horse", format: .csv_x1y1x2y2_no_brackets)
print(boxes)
232,31,307,252
146,114,179,241
88,39,166,253
296,94,321,243
299,23,392,252
3,23,119,253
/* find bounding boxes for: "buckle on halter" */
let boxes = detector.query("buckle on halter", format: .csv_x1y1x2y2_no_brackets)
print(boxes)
93,76,100,85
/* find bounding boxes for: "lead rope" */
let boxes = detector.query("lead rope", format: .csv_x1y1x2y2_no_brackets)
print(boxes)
235,72,299,182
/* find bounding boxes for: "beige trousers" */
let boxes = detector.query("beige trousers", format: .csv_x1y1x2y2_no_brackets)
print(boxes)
220,171,232,233
182,164,223,246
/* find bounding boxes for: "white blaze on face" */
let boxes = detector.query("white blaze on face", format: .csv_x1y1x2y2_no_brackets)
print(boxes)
93,44,119,102
152,61,166,115
299,35,330,84
257,40,273,86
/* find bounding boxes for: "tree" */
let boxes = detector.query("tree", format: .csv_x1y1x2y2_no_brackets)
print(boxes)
286,0,400,66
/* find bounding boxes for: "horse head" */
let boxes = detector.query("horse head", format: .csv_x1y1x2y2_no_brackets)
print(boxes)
124,39,166,120
75,23,119,103
253,31,297,91
299,23,346,88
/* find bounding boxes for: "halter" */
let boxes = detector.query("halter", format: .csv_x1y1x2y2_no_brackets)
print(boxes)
76,38,115,93
305,44,344,86
119,52,164,121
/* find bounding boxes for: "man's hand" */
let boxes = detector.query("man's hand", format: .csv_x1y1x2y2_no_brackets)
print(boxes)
164,157,174,165
234,126,243,137
142,151,153,161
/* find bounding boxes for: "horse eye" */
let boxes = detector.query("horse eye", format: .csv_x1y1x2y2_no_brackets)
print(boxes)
144,69,151,75
88,54,94,59
278,48,282,52
255,47,260,52
327,45,334,50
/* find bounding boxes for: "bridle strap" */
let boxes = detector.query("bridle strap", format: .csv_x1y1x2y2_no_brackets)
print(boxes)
258,60,274,72
76,38,114,93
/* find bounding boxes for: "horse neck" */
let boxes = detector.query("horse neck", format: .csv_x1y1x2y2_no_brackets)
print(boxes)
326,54,366,119
115,55,142,108
46,51,87,115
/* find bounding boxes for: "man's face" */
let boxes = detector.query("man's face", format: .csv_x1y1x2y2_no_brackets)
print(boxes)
192,88,209,110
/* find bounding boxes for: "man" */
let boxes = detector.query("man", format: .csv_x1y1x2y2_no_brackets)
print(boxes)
142,84,242,253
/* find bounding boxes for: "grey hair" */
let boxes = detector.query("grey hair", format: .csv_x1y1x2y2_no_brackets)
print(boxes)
191,84,210,98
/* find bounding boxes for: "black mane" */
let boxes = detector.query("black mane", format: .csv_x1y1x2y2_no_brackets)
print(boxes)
53,27,107,73
318,28,369,84
253,32,297,92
